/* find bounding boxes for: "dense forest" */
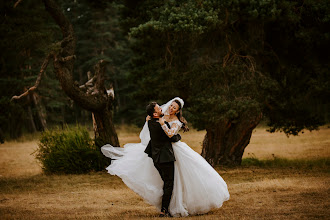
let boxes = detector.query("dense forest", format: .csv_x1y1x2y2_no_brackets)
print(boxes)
1,0,329,165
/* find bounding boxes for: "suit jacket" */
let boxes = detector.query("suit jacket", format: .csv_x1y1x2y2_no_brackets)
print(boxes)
144,118,178,163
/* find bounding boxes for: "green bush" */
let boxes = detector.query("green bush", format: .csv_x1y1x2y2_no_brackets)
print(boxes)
35,126,110,174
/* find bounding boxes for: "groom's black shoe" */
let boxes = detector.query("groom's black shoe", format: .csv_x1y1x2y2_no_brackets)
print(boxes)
159,208,172,218
165,212,172,218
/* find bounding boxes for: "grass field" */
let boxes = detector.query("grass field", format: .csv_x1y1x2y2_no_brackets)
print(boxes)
0,125,329,219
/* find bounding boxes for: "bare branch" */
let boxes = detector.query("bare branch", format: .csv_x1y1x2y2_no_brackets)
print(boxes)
79,76,96,90
165,33,173,68
43,0,74,39
79,59,110,97
13,0,24,8
58,55,76,62
94,59,109,93
87,71,92,80
11,87,36,101
11,53,53,101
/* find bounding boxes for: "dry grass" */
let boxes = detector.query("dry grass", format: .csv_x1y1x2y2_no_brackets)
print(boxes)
0,168,328,219
0,125,329,219
245,125,330,159
0,141,41,178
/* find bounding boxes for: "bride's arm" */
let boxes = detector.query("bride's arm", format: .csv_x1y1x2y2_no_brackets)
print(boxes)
159,118,181,138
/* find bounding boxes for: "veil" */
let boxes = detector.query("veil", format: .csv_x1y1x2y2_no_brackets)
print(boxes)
139,97,184,146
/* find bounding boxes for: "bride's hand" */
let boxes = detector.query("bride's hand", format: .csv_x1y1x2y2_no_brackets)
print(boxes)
158,117,165,125
146,115,151,121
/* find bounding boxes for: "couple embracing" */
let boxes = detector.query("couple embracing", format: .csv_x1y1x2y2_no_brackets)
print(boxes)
101,97,229,217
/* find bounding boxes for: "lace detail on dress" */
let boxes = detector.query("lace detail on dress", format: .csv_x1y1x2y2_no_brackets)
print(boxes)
164,108,170,116
161,120,182,138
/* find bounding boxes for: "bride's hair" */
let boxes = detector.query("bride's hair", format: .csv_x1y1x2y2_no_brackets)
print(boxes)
174,99,189,132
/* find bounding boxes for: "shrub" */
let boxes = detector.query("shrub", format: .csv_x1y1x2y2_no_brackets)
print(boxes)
35,126,110,174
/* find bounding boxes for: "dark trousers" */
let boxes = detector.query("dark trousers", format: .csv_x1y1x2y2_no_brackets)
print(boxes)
154,161,174,211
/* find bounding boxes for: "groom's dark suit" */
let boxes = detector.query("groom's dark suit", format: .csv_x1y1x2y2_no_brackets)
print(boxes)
145,117,178,213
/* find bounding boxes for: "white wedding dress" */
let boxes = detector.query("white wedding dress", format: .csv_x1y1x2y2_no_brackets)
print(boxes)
101,98,229,217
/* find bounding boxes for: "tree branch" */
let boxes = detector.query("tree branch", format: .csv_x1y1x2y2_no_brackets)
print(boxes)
58,55,76,62
43,0,105,111
13,0,24,8
79,60,114,100
94,59,109,94
42,0,114,112
79,74,96,91
42,0,74,39
11,53,53,101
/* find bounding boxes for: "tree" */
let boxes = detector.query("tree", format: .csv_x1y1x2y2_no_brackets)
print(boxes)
124,0,329,165
0,0,60,139
62,0,132,124
11,0,119,147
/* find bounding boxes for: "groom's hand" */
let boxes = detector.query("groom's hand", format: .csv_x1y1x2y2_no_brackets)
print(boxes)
170,134,181,142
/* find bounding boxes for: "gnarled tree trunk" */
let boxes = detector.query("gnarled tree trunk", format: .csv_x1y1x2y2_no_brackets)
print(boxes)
93,107,119,146
42,0,119,147
202,113,262,166
13,0,119,147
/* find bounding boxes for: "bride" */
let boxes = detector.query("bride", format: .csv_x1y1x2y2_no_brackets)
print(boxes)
101,97,229,217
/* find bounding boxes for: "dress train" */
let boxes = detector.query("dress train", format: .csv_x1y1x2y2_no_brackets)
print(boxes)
101,141,229,217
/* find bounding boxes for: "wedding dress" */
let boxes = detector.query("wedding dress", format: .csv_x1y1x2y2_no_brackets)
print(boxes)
101,98,229,217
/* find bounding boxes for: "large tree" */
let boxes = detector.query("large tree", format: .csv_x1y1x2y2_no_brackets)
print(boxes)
11,0,120,147
124,0,329,165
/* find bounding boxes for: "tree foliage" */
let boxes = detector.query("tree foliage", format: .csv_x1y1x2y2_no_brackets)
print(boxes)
124,0,329,135
121,0,329,165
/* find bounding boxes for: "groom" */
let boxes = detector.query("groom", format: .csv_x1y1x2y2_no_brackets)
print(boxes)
145,102,179,217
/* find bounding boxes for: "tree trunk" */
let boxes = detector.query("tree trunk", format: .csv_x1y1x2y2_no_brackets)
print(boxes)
42,0,119,147
202,113,262,166
27,105,37,133
31,92,47,131
92,108,119,147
